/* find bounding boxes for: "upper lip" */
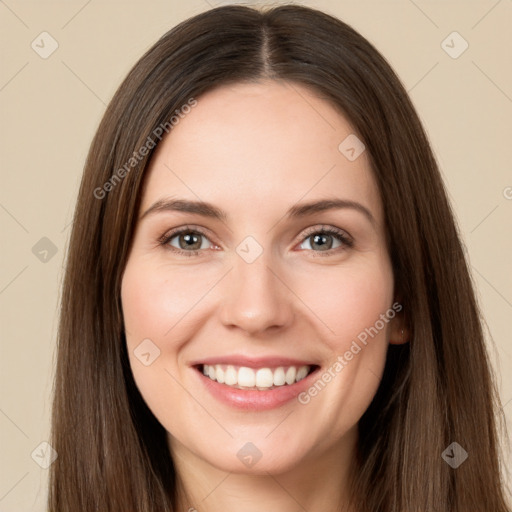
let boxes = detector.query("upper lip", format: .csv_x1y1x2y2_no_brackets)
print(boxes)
190,354,319,369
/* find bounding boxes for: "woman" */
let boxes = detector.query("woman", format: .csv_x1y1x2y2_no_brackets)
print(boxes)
48,4,510,511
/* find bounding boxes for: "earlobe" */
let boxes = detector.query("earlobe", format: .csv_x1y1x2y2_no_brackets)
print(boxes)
388,310,409,345
398,326,409,345
389,325,409,345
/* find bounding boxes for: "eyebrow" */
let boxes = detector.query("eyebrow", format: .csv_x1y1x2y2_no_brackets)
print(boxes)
140,197,376,226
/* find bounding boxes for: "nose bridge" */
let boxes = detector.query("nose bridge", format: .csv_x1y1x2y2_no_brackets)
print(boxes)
219,247,293,334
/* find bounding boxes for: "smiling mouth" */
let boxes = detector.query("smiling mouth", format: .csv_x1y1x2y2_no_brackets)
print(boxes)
196,363,319,391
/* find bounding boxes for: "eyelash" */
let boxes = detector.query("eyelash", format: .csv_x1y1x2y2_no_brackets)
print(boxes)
158,224,354,258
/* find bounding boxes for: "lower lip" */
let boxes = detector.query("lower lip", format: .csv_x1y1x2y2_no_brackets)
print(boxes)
194,366,320,411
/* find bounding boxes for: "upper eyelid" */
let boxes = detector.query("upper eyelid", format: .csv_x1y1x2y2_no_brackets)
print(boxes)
300,224,351,238
159,225,212,244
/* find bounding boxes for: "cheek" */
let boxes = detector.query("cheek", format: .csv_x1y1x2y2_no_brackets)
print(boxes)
120,261,195,392
290,257,394,437
293,257,394,350
120,260,223,410
120,261,205,424
121,261,216,341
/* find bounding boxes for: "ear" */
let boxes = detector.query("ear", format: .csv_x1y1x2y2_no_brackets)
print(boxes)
388,299,409,345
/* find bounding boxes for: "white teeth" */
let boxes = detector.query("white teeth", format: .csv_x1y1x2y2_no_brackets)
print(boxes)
285,366,296,385
201,364,312,390
224,365,237,386
273,367,286,386
255,368,274,388
296,366,309,381
238,367,256,387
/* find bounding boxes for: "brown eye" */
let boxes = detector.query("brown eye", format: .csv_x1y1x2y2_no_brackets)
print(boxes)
171,231,206,251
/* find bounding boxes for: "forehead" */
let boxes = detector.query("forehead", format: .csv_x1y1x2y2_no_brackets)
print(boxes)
140,81,382,226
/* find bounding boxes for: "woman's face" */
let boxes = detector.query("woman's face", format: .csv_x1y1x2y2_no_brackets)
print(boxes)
121,81,403,475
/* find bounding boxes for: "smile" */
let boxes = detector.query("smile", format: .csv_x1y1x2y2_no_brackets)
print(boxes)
200,364,316,390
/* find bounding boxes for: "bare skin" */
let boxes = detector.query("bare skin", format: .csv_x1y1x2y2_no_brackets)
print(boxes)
121,80,407,511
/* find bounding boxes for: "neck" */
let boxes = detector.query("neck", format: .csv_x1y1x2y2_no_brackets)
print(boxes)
170,428,358,512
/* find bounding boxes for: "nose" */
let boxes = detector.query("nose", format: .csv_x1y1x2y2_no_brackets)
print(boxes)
219,252,294,336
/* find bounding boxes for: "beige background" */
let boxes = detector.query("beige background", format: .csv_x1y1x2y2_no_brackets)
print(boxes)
1,0,511,509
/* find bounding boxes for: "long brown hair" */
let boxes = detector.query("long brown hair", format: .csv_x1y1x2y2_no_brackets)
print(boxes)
48,4,510,511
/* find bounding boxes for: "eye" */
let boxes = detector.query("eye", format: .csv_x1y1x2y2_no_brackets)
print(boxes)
297,225,353,255
159,226,215,257
159,224,353,257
